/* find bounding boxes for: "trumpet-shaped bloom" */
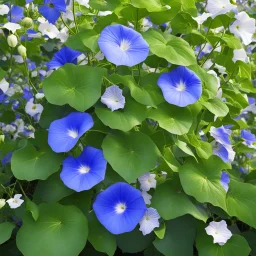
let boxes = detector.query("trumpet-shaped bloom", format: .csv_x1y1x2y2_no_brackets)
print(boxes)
39,0,66,24
48,112,94,153
8,6,24,23
98,24,149,67
139,208,160,235
206,0,236,19
230,11,256,46
3,22,21,33
6,194,24,209
138,173,156,192
0,5,9,15
47,46,81,70
38,21,59,39
220,171,230,192
210,126,231,147
93,182,147,234
101,85,125,111
157,66,202,107
60,146,107,192
205,220,232,245
213,143,235,163
241,130,256,148
232,49,249,63
142,191,152,205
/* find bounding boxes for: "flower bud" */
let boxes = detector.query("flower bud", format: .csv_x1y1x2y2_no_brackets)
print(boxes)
22,17,33,28
18,45,27,59
0,135,4,143
0,199,6,209
7,34,18,48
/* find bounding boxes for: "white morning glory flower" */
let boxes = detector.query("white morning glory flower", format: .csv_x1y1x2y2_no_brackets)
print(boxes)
75,0,90,8
6,194,24,209
3,22,21,33
0,78,9,93
98,11,112,16
232,49,249,63
25,98,44,117
38,22,60,39
0,5,9,15
101,85,125,111
205,220,232,245
139,208,160,236
193,12,212,25
206,0,236,19
142,191,152,205
230,11,256,46
138,173,157,192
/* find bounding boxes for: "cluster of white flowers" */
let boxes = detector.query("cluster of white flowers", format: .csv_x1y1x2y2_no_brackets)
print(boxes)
0,194,24,210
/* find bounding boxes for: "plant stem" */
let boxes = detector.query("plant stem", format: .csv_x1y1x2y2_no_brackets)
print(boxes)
73,0,79,33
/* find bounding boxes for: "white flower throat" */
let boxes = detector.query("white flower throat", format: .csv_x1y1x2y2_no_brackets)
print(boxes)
67,129,78,138
115,202,126,214
119,40,131,51
78,165,90,174
176,81,186,92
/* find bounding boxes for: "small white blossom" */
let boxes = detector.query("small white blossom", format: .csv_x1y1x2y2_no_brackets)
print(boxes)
2,124,16,133
56,27,69,42
215,63,227,74
0,78,9,93
31,71,38,77
138,173,156,192
38,22,59,39
4,22,21,33
6,194,24,209
25,98,44,117
101,85,125,111
230,11,256,46
95,51,104,61
232,49,249,63
139,208,160,235
193,12,212,25
203,59,214,69
35,92,45,99
0,5,9,15
141,18,153,32
142,191,152,205
205,220,232,246
13,55,24,63
75,0,90,8
98,11,112,16
206,0,236,19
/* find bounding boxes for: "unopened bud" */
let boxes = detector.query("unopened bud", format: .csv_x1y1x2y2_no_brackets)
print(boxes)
22,17,33,28
0,199,6,209
7,34,18,48
18,45,27,59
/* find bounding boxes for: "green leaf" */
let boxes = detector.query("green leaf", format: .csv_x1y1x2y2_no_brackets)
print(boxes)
11,143,64,181
17,203,88,256
153,215,196,256
142,29,196,66
152,177,208,222
236,60,251,79
109,74,164,108
130,0,166,12
148,103,193,135
33,173,73,203
26,199,39,221
154,221,166,239
88,212,116,256
43,64,106,112
117,228,154,253
102,131,159,183
89,0,121,11
196,227,251,256
226,180,256,228
201,98,229,117
0,222,15,245
174,139,198,160
0,67,6,81
221,34,242,49
196,141,213,159
164,0,197,16
65,29,100,52
179,156,228,210
171,12,198,35
95,95,147,132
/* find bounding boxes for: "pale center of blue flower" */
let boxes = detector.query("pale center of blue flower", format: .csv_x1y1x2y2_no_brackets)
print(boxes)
119,40,131,51
176,81,186,92
115,202,126,214
67,129,78,139
78,165,90,174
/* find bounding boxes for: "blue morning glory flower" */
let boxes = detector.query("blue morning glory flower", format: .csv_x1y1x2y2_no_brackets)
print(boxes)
48,112,94,153
2,152,12,166
220,171,230,192
47,46,81,70
98,24,149,67
210,126,232,147
213,143,235,163
8,6,24,23
101,85,126,111
157,66,202,107
60,146,107,192
93,182,147,234
39,0,66,24
241,130,256,148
